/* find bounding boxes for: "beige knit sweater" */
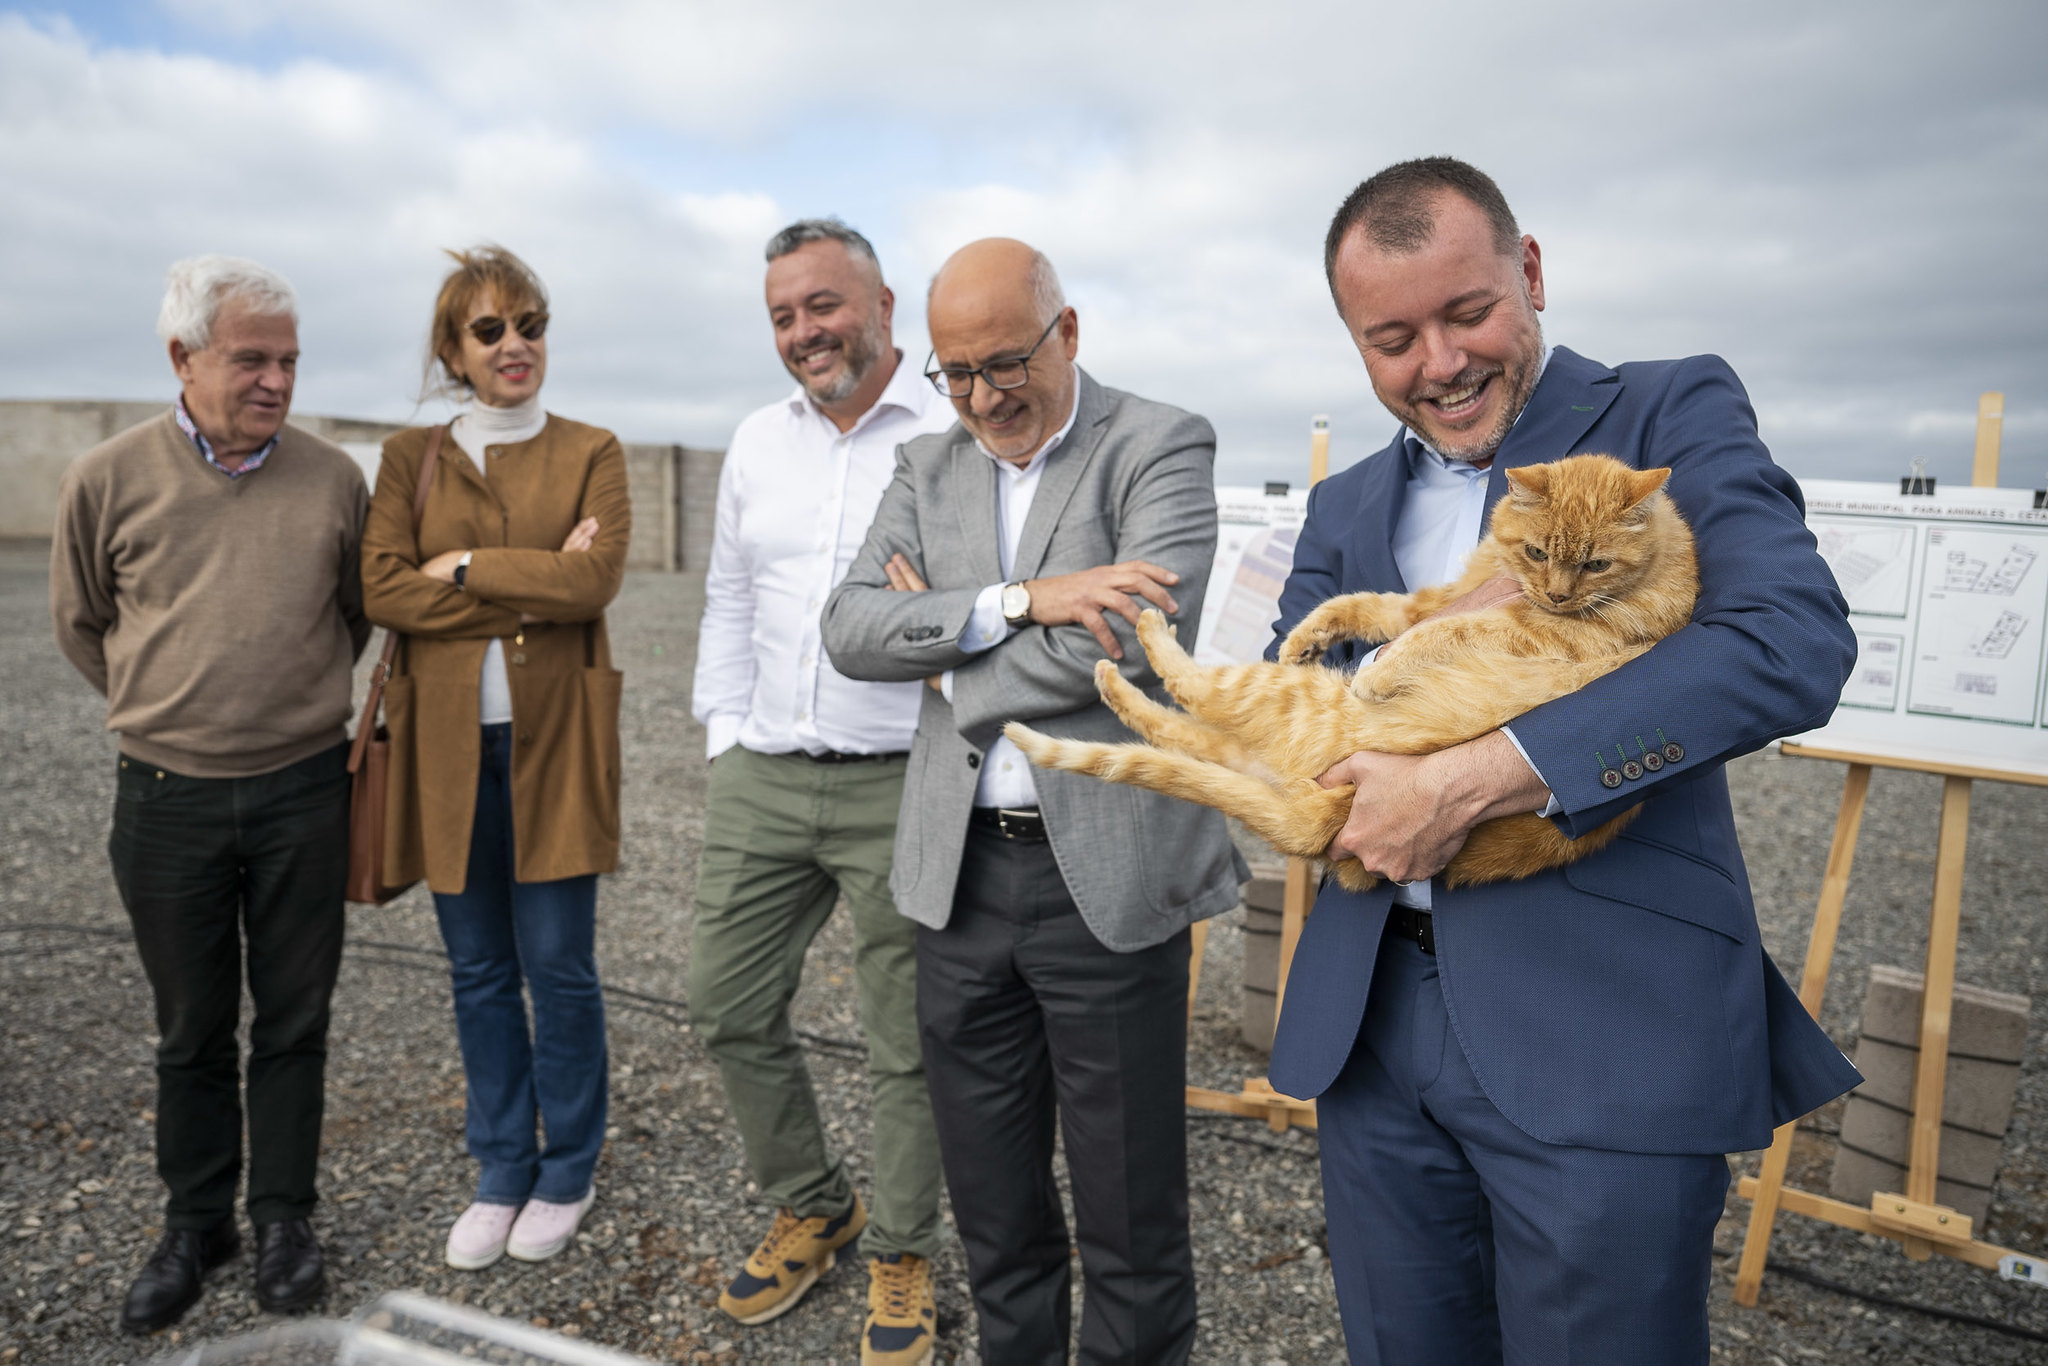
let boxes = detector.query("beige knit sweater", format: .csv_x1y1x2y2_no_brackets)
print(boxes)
51,410,371,778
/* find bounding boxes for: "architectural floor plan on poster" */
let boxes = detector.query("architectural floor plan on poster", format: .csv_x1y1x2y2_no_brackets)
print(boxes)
1795,481,2048,774
1812,518,1917,617
1906,526,2048,725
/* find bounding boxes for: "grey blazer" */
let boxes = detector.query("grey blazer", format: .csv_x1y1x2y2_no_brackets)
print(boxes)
822,369,1247,951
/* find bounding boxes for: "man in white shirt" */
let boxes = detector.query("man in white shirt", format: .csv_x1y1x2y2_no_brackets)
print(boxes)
688,219,953,1366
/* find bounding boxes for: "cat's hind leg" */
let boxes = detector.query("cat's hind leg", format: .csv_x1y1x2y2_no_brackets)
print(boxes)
1093,659,1264,774
1004,721,1359,870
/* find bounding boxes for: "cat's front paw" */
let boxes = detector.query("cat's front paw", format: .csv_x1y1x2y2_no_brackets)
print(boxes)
1279,615,1340,666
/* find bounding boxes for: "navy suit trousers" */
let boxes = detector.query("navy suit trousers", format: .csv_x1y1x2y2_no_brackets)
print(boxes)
1319,927,1729,1365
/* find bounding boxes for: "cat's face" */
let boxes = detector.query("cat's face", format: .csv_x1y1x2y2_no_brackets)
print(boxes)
1491,456,1673,615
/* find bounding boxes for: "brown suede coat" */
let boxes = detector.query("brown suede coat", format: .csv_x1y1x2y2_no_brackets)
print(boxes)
362,416,630,894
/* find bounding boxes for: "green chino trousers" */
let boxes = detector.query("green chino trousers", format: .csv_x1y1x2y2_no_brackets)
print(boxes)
688,745,940,1259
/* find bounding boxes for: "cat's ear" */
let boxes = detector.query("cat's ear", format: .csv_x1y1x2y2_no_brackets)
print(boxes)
1504,465,1551,503
1623,466,1673,508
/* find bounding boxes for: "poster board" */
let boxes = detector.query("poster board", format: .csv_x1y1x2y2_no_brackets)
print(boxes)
1193,485,1310,665
1789,479,2048,778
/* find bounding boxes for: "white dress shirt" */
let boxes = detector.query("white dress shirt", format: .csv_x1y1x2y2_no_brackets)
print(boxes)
450,395,548,726
1382,348,1557,910
693,357,956,758
942,391,1084,808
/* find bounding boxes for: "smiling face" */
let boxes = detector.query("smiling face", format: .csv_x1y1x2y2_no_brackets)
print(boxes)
926,239,1079,464
1331,190,1547,465
451,290,547,408
766,239,894,411
169,299,298,457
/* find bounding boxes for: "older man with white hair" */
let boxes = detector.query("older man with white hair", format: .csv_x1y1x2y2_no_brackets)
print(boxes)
51,255,369,1334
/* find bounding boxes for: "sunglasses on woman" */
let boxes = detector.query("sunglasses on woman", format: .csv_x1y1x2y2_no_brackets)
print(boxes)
465,311,549,346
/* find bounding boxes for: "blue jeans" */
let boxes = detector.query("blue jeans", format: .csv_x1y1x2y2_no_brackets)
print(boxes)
431,724,608,1206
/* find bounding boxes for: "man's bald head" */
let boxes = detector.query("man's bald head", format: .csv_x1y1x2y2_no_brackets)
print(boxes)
925,238,1079,464
927,238,1065,327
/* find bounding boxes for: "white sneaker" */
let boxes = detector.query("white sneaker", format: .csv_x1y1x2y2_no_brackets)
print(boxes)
506,1189,596,1262
446,1201,521,1270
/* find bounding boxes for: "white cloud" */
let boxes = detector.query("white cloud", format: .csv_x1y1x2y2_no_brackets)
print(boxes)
3,1,2046,487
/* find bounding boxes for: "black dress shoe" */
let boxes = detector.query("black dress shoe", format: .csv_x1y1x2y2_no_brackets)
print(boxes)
120,1222,239,1335
253,1217,325,1313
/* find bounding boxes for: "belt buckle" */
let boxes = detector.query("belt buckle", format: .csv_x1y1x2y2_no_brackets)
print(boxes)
1414,912,1436,955
996,807,1034,839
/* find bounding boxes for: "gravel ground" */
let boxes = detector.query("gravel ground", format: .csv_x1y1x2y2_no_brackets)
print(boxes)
3,540,2046,1364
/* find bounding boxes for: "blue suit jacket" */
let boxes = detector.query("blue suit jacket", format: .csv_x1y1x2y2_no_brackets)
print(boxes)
1266,346,1863,1155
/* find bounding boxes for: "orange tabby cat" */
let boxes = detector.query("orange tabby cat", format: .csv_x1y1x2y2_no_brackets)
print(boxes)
1004,454,1699,891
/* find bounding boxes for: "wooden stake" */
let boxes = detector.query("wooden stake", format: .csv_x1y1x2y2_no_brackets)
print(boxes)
1971,391,2003,489
1732,761,1871,1306
1901,775,1971,1259
1273,859,1313,1018
1270,417,1334,1018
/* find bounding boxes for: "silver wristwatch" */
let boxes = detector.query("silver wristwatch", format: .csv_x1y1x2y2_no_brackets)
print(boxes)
1000,581,1032,629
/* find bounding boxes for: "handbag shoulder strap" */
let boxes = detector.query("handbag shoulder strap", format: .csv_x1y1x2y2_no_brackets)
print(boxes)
348,425,447,775
412,424,444,537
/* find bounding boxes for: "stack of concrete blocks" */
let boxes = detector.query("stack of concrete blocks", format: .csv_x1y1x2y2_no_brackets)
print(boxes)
1829,964,2031,1227
1240,866,1287,1051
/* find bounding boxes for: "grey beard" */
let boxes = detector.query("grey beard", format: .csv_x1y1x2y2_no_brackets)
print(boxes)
795,316,888,405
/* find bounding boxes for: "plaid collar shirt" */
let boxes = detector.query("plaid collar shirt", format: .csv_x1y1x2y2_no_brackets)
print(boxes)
175,397,277,479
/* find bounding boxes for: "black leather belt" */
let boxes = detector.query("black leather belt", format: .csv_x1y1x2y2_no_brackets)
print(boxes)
1387,905,1436,955
969,806,1048,842
800,750,907,764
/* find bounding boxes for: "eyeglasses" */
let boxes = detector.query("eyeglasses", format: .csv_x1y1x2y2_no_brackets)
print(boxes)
466,311,549,346
924,315,1061,398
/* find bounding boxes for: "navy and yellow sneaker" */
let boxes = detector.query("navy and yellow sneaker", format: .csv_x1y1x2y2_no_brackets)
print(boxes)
863,1253,936,1365
717,1194,867,1325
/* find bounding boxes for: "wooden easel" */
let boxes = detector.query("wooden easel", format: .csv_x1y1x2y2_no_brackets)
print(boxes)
1732,391,2048,1300
1184,417,1330,1134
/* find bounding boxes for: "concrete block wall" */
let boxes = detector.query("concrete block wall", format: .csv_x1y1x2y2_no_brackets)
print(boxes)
0,400,173,538
621,443,679,573
1829,964,2031,1226
0,399,722,575
679,445,725,571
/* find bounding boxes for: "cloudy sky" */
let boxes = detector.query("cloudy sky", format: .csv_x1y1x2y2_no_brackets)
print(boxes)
4,1,2044,486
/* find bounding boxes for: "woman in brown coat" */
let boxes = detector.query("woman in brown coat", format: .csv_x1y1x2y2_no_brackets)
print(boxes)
362,246,629,1272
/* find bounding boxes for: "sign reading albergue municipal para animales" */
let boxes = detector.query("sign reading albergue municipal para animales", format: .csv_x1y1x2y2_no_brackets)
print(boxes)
1789,478,2048,778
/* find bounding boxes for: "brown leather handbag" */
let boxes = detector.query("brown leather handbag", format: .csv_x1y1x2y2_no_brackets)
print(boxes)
346,427,444,905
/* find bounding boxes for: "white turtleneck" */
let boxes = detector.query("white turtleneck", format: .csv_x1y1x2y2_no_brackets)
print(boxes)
450,395,548,726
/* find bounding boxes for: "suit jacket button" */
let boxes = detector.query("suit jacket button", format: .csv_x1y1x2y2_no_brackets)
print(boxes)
1663,742,1684,763
1642,751,1664,772
1622,759,1644,781
1601,769,1623,789
511,652,527,665
967,754,980,769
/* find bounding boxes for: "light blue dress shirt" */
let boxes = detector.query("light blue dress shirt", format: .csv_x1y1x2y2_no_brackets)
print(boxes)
1378,354,1558,910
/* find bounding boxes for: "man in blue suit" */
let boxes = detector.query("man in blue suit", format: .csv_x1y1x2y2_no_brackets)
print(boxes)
1268,158,1862,1364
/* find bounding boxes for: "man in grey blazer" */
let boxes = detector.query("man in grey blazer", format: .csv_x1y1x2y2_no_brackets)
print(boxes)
822,238,1244,1364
